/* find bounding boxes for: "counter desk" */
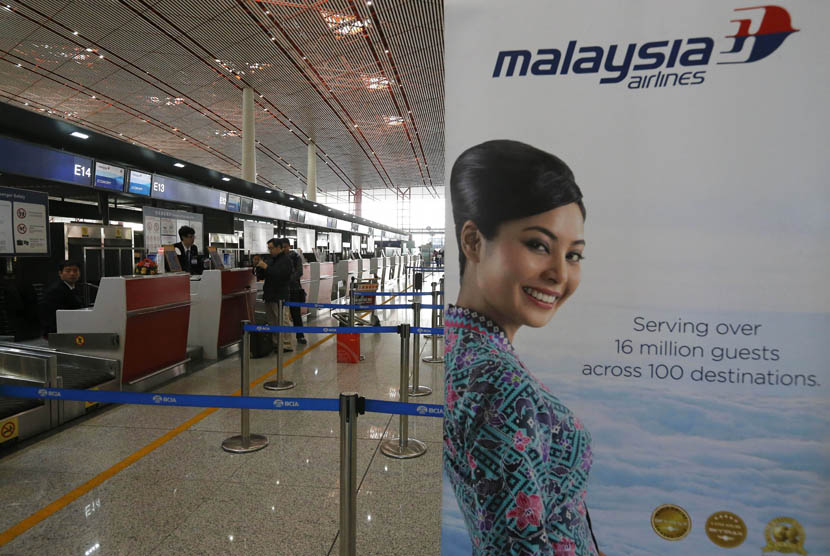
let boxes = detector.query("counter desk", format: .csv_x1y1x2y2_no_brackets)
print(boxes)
54,274,190,390
188,269,256,360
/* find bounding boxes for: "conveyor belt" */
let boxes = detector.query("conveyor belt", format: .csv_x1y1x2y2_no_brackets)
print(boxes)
58,365,114,390
0,397,42,420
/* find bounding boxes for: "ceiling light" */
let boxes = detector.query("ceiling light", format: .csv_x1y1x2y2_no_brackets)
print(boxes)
174,162,185,168
90,95,96,99
16,64,21,68
73,31,79,35
215,59,221,62
99,55,104,59
70,131,89,139
86,48,94,52
222,177,231,182
265,190,272,194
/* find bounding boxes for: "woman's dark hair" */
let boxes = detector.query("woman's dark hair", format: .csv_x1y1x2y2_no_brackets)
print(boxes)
451,140,586,275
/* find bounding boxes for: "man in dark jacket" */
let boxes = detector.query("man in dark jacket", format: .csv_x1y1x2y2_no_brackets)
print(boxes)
38,260,84,337
256,238,293,352
280,238,307,345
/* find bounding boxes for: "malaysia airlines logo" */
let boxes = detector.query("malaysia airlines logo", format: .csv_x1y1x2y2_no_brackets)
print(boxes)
492,6,798,89
719,5,798,63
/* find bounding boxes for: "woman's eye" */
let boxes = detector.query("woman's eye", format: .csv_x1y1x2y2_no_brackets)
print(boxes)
525,240,549,253
566,252,584,263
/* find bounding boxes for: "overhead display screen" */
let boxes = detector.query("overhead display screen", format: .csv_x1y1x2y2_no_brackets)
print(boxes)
151,174,227,211
0,135,92,187
226,194,241,212
240,197,253,214
126,170,152,196
94,162,125,191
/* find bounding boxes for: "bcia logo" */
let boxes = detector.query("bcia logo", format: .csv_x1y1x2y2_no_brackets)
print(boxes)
416,405,428,415
152,395,177,403
273,399,299,408
492,5,798,90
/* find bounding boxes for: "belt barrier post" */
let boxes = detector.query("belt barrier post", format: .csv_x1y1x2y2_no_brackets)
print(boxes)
381,324,427,459
264,300,295,391
409,302,432,397
222,321,269,453
348,289,355,327
339,392,359,556
423,282,444,363
438,276,445,328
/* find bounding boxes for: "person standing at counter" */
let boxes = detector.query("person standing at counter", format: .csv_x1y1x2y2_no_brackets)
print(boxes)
38,260,84,337
281,238,307,345
256,238,293,352
170,225,202,275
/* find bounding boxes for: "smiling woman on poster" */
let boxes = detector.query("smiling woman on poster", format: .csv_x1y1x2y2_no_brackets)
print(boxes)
444,140,603,556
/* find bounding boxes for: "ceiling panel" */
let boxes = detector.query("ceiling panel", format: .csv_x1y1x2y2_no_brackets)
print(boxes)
1,0,443,197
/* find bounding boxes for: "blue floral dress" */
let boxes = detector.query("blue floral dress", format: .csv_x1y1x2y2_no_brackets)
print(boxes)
443,305,597,556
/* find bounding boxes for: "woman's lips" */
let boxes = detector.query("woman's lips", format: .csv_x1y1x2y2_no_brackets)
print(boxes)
522,286,559,308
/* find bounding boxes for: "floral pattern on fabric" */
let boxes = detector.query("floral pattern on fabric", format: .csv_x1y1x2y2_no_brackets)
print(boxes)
443,305,597,556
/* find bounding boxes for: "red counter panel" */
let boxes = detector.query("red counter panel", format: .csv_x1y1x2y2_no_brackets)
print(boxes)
125,275,190,312
218,292,255,347
221,269,255,295
122,305,190,383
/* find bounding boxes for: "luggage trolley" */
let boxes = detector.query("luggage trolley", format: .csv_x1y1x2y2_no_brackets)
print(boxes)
333,277,381,327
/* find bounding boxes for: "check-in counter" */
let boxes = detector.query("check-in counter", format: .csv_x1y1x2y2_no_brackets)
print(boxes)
307,262,335,318
334,259,360,299
188,269,256,360
54,274,190,389
369,257,380,279
358,258,370,280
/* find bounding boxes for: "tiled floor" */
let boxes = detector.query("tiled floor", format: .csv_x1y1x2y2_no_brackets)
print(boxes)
0,297,444,555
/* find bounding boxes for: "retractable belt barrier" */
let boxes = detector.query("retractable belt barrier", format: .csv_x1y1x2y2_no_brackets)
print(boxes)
353,291,441,297
283,301,442,310
0,385,443,417
244,324,443,335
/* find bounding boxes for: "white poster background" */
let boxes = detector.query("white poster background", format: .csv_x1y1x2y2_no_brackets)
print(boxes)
0,200,12,253
12,201,48,254
444,1,830,555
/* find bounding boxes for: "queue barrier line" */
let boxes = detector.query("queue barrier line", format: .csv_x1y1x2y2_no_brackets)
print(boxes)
283,301,442,310
244,324,443,336
0,290,407,548
353,291,442,297
0,385,444,417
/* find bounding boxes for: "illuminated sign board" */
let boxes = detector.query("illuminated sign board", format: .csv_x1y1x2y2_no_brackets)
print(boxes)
226,194,241,212
0,136,92,187
151,174,227,211
240,197,253,214
94,162,125,192
126,170,152,196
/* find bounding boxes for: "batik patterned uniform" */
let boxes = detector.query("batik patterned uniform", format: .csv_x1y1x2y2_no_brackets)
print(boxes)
443,306,597,556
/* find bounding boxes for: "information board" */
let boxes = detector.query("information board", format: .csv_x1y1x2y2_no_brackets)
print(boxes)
0,186,50,256
296,227,315,254
127,170,152,196
240,197,253,214
151,174,227,211
142,207,203,264
226,194,241,212
242,220,273,254
0,136,92,187
94,162,125,192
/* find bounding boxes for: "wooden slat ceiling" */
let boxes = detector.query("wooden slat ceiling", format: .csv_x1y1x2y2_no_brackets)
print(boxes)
0,0,443,198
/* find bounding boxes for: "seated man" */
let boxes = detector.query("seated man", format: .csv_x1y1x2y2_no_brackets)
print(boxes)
38,260,84,337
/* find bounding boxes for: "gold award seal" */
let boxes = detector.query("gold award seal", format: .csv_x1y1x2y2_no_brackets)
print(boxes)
762,517,807,555
706,511,747,548
651,504,691,541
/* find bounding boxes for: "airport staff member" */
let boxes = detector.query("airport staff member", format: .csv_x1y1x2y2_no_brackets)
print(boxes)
169,225,202,274
256,238,294,352
39,260,84,337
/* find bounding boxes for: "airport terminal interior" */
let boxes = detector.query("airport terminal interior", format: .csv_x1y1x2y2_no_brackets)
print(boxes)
0,1,445,554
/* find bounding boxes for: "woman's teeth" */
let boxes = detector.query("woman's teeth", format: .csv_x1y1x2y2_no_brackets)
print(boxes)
523,287,558,304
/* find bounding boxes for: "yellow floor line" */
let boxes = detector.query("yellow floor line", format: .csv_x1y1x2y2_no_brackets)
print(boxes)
0,288,406,546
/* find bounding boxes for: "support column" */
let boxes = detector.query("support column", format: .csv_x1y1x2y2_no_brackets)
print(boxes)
307,141,317,202
242,87,256,183
353,188,362,218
